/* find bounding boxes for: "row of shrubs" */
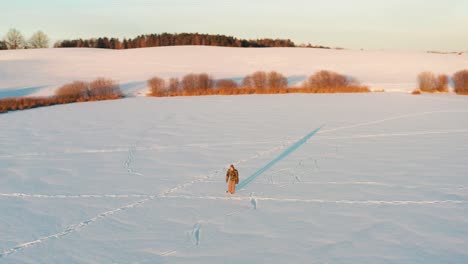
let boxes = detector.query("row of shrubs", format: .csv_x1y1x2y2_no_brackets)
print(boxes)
414,70,468,94
148,70,370,97
4,69,466,113
0,78,123,113
55,78,123,101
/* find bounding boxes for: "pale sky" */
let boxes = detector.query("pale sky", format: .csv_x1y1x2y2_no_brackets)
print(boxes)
1,0,467,51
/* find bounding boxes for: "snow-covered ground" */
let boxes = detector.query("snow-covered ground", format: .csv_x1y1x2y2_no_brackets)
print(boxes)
1,93,468,263
0,46,467,98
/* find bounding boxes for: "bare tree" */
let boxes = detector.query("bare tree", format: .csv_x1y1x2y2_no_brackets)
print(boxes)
168,78,180,93
436,74,449,92
182,74,198,92
242,71,288,89
55,78,121,101
89,78,122,98
242,71,268,88
148,76,166,96
55,81,89,101
267,71,288,88
216,79,238,89
181,73,214,93
242,75,254,88
418,72,436,92
29,31,49,48
304,70,350,89
251,71,268,88
453,70,468,94
418,72,448,92
197,73,214,90
4,28,25,49
302,70,368,93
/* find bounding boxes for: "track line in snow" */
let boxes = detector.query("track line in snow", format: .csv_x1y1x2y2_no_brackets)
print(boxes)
4,109,467,258
192,180,468,191
0,141,280,159
0,190,183,258
159,194,468,206
0,135,293,258
0,174,214,258
321,129,468,140
3,180,466,200
0,193,151,199
0,148,130,159
159,250,177,256
153,190,467,257
317,110,468,135
154,109,468,257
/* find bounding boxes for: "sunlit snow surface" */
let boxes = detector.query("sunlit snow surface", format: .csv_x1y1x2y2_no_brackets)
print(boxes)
1,93,468,263
1,46,467,98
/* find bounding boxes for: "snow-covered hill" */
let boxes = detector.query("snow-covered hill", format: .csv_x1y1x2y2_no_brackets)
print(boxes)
1,93,468,263
1,46,467,98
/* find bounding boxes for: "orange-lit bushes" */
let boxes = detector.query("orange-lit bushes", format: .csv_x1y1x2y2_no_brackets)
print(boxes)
453,70,468,95
302,70,370,93
1,78,122,113
417,72,449,93
148,70,369,97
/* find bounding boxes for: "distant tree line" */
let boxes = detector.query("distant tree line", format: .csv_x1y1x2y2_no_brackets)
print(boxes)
53,33,322,49
1,28,330,50
1,28,49,49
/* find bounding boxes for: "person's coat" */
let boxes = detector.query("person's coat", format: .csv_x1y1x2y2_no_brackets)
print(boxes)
226,169,239,184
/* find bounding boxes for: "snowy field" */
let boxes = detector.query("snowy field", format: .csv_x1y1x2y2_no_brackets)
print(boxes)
0,46,467,98
1,93,468,263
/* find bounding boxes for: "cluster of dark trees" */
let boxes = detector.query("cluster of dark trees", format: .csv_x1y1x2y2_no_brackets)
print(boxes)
148,70,369,97
54,33,315,49
1,28,331,50
414,70,468,94
1,28,332,50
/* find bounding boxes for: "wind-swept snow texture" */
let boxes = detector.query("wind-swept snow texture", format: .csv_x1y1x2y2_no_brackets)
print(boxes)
0,46,467,98
1,93,468,263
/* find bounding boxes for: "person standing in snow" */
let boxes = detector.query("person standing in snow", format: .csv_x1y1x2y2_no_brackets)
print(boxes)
226,164,239,194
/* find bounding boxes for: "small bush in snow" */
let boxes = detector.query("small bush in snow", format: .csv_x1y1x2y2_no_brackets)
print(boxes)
242,71,288,91
302,70,369,93
181,73,214,95
453,70,468,95
88,78,122,99
148,76,167,97
55,81,89,102
418,72,449,93
55,78,122,102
